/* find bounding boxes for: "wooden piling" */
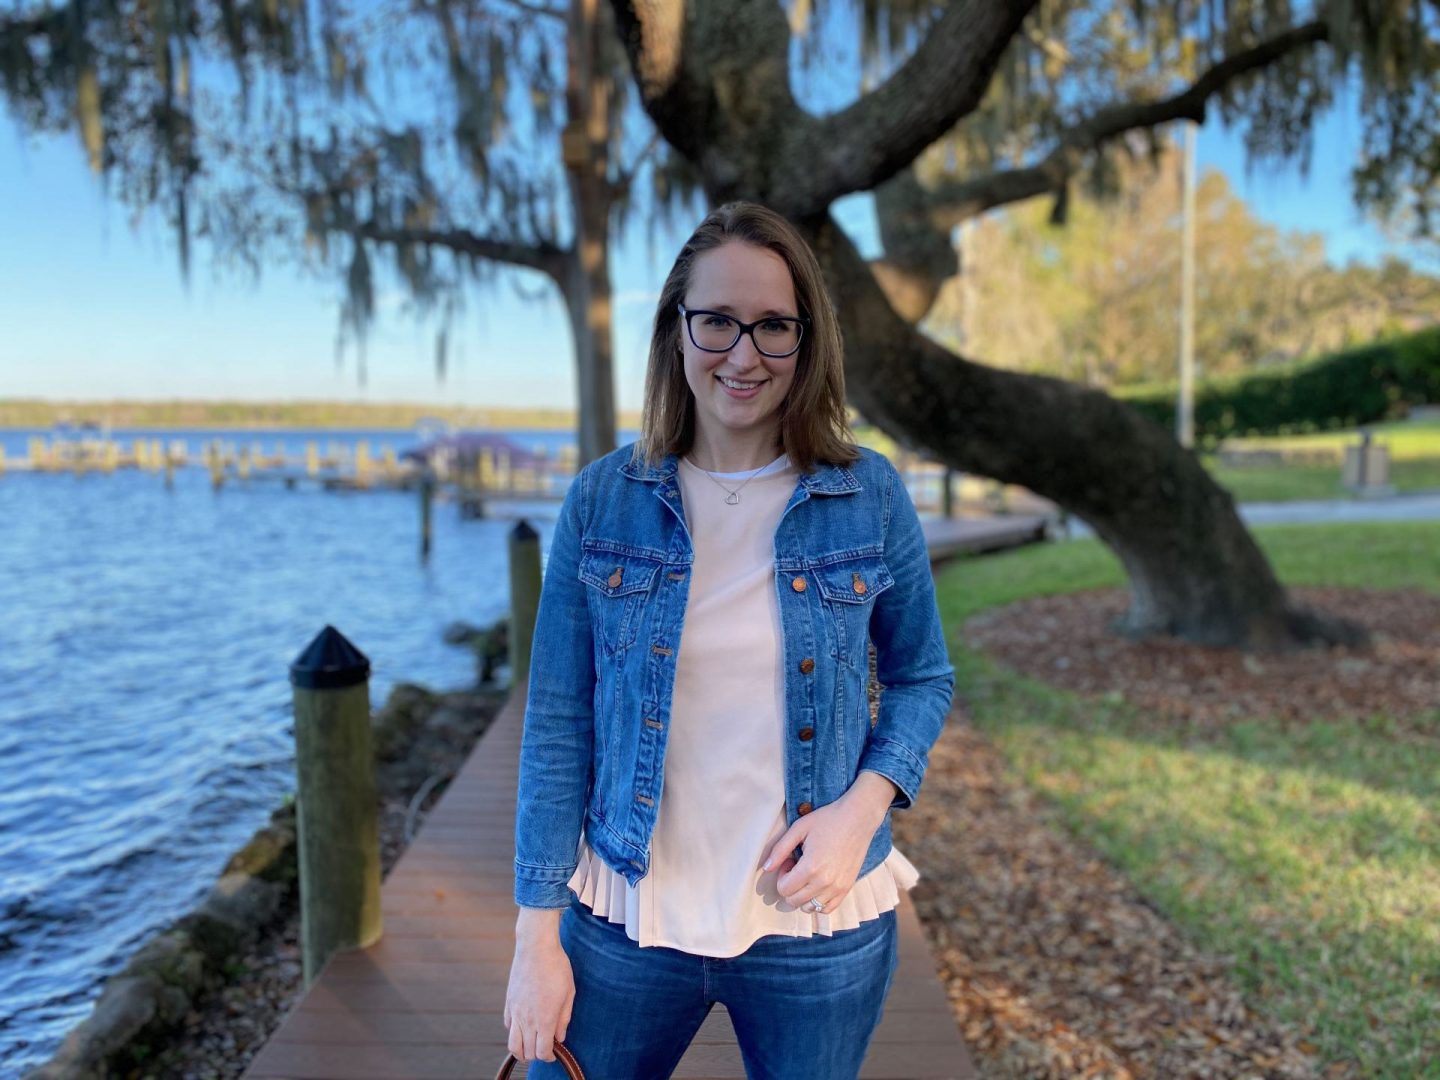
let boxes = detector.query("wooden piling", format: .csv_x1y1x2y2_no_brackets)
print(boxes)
420,473,435,561
354,440,371,487
288,626,382,988
508,520,541,681
306,441,319,477
496,447,512,492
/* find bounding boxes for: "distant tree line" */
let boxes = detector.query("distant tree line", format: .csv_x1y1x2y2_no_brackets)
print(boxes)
0,399,644,432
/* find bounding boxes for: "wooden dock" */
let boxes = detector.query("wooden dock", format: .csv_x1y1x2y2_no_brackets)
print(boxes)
241,681,977,1080
922,513,1054,563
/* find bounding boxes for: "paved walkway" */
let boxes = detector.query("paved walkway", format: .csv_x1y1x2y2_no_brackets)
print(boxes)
1025,489,1440,541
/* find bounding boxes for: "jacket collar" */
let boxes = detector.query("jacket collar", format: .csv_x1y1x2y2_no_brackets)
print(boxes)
617,447,861,495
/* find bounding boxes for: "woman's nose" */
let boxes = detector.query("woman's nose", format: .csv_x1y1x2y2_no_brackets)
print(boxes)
728,331,765,370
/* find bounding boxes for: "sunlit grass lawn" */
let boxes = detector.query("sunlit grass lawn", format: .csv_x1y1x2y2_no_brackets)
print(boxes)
933,522,1440,1078
1201,420,1440,502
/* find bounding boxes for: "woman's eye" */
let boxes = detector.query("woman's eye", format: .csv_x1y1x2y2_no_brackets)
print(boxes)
759,319,790,333
702,315,734,328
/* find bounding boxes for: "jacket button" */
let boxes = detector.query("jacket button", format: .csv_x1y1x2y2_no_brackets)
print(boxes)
791,576,807,592
797,802,813,815
608,567,623,588
798,727,814,741
852,572,867,595
799,656,815,674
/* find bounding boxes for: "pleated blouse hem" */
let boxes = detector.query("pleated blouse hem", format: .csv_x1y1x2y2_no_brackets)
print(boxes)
566,837,920,957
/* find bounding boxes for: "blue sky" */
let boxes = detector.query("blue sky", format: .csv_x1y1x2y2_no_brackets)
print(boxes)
0,79,1421,411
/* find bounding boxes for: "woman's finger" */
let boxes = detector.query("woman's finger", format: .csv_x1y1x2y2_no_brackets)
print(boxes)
536,1024,556,1062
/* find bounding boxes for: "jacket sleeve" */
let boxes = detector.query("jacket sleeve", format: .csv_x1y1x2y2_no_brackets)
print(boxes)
513,464,596,908
857,453,956,811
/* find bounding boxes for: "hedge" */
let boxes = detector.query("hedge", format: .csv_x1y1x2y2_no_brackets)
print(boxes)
1114,326,1440,446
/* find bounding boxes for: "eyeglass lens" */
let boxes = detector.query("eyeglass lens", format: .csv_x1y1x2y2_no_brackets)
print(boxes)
690,313,802,356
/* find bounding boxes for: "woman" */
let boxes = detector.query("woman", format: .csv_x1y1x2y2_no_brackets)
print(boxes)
504,201,955,1079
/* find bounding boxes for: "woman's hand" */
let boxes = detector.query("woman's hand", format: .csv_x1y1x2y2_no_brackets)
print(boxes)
757,775,894,912
503,930,576,1064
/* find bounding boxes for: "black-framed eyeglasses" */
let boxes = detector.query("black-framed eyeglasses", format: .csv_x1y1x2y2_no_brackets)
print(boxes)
678,303,807,359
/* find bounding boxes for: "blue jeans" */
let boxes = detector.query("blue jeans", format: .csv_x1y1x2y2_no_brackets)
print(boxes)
529,892,900,1080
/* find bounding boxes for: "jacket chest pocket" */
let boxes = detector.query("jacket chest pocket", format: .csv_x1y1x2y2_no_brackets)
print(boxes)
578,549,662,656
812,555,894,671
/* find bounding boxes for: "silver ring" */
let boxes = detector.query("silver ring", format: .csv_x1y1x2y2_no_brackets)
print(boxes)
807,897,825,913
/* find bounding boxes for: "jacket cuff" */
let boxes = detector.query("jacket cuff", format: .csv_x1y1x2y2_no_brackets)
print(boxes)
857,738,926,811
513,861,578,909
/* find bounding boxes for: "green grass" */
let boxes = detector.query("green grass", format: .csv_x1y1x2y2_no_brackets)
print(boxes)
935,522,1440,1078
1200,421,1440,502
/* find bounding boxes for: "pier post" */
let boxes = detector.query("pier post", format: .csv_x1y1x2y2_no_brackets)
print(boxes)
164,452,175,491
497,448,512,493
289,626,383,988
355,440,371,486
306,441,319,477
420,472,435,561
509,520,541,681
941,467,955,519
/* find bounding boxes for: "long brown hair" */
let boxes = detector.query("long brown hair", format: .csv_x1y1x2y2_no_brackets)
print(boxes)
630,201,861,475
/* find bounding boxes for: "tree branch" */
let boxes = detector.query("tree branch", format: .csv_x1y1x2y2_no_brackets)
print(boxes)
923,19,1331,229
786,0,1040,214
354,223,570,282
492,0,567,21
606,0,702,156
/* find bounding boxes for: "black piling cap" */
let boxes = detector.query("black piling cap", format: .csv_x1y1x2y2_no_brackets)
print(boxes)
290,625,371,690
511,518,537,541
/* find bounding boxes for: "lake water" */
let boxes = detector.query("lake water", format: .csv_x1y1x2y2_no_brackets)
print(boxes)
0,426,632,1074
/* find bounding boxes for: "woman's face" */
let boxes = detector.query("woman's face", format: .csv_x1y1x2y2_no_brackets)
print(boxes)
680,241,800,448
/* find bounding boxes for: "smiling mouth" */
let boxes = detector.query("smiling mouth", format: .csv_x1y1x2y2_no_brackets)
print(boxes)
717,375,767,390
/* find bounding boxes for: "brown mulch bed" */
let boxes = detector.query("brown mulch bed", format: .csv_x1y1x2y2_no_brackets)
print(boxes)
962,585,1440,733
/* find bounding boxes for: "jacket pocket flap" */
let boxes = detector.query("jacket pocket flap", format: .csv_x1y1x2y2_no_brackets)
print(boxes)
812,556,894,604
578,550,661,597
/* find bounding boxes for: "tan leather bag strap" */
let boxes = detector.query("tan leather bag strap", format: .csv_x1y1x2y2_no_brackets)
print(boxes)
494,1040,585,1079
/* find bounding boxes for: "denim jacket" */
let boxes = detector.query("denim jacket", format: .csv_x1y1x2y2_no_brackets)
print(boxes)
513,441,955,909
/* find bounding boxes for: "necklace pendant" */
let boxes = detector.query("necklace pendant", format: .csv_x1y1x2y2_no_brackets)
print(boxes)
725,491,741,505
